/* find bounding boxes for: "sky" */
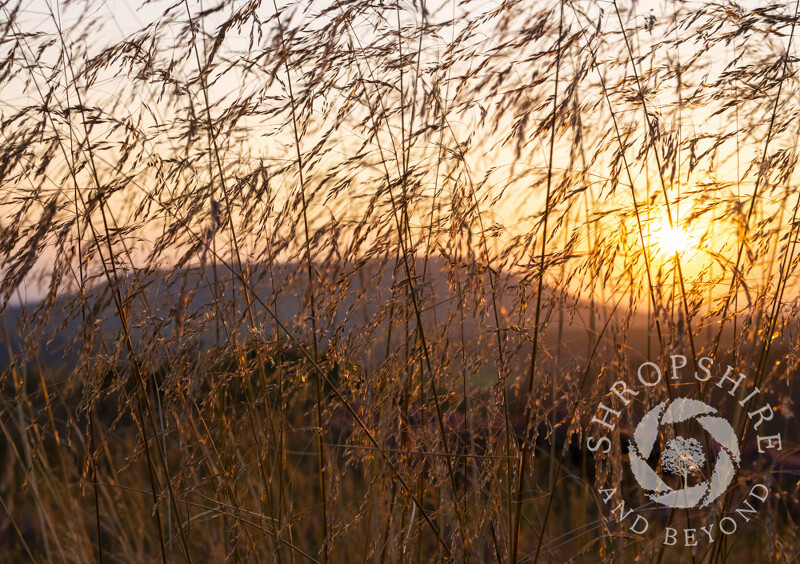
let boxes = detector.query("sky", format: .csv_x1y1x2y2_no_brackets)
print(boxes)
2,0,798,305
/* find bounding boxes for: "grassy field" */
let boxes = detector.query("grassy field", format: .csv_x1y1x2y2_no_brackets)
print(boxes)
1,0,800,562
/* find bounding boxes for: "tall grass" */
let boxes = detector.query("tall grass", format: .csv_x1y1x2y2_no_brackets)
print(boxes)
1,0,799,561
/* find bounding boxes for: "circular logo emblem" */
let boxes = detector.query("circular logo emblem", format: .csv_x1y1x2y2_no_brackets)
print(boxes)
628,397,741,509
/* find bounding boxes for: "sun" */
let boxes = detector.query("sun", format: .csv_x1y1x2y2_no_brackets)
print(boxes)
652,220,696,256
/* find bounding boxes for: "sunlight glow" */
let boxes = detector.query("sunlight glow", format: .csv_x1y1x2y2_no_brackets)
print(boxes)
652,220,697,256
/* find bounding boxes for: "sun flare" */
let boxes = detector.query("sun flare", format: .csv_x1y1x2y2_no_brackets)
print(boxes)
652,220,696,256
